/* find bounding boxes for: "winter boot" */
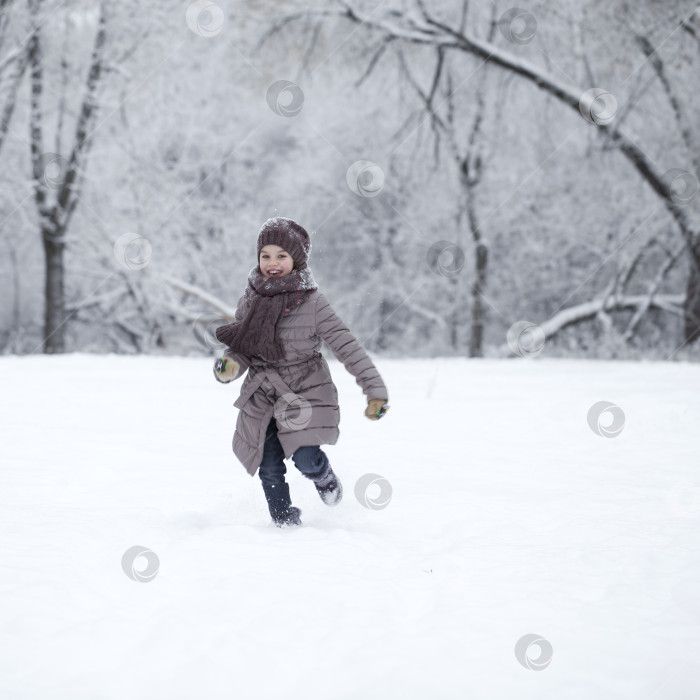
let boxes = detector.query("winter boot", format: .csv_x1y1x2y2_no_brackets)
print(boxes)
310,459,343,507
262,482,302,527
276,506,302,527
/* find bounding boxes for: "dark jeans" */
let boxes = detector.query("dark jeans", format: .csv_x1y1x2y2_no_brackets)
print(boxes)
258,417,328,487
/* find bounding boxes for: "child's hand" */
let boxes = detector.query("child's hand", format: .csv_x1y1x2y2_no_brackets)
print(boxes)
213,357,240,383
365,399,389,420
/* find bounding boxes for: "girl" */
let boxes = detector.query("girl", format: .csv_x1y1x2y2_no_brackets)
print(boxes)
213,217,389,527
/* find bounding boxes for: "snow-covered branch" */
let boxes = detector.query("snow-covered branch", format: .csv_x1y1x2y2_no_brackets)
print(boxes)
496,293,684,357
159,274,238,319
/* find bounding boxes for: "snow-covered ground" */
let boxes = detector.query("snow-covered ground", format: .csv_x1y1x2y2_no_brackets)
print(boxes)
1,354,699,700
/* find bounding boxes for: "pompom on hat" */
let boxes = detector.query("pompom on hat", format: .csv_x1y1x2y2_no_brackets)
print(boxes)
257,217,312,269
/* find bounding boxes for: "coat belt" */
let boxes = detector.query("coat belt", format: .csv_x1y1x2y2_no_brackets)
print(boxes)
233,354,323,410
233,366,295,409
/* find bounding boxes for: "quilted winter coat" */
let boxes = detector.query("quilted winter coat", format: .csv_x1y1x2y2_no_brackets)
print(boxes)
222,289,388,476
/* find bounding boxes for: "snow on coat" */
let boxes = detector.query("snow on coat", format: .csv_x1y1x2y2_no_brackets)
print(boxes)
223,290,388,476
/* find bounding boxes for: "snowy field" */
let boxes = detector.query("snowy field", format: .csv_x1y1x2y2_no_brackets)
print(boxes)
1,353,699,700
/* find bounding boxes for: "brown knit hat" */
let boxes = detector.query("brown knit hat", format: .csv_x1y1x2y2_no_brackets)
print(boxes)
257,217,312,269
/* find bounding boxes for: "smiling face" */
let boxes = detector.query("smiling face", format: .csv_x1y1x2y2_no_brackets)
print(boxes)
259,244,294,278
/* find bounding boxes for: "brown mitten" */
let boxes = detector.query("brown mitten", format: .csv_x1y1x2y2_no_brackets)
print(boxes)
365,398,389,420
213,357,240,383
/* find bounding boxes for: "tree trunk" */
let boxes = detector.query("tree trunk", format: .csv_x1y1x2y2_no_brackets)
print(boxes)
27,0,107,353
461,157,488,358
449,276,459,350
375,297,390,351
470,242,488,357
42,227,66,353
683,241,700,345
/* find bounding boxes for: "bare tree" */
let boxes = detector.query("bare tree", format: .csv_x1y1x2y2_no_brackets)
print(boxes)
28,0,107,353
393,3,497,357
